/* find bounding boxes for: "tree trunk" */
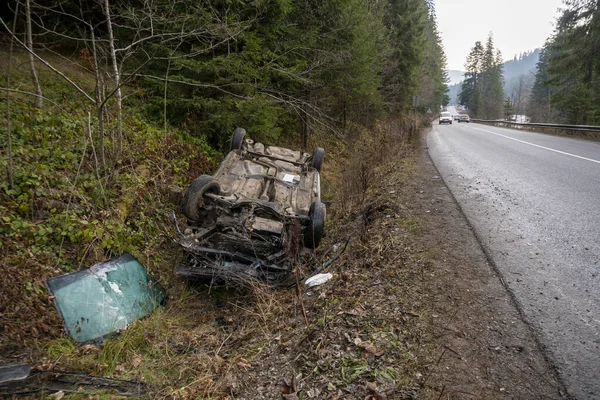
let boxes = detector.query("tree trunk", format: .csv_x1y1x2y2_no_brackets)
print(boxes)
5,1,21,188
302,106,310,150
302,91,311,150
103,0,122,157
90,27,106,172
25,0,42,109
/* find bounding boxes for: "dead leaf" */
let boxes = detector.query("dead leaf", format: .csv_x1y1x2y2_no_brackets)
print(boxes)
81,344,100,354
281,375,297,395
237,361,251,369
114,364,126,375
365,382,384,399
132,355,142,368
356,341,384,356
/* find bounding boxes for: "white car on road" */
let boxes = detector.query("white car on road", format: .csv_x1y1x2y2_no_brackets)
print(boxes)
439,112,453,125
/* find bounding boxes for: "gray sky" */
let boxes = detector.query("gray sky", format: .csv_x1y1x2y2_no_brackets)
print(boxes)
436,0,564,71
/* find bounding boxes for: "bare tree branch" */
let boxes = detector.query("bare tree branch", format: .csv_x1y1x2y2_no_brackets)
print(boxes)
0,87,63,109
25,0,43,108
0,16,96,104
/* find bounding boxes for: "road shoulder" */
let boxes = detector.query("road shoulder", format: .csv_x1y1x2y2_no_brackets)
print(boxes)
419,130,566,398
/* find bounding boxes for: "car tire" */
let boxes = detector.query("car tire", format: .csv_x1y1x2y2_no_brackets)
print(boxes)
310,147,325,172
230,128,246,152
181,175,220,221
304,201,326,248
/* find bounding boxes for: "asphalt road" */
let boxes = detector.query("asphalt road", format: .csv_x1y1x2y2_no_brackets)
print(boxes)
427,109,600,399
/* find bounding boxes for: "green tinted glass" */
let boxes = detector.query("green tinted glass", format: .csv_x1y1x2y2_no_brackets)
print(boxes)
46,253,166,343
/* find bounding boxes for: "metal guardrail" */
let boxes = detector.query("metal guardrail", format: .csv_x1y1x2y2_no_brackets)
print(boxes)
471,119,600,133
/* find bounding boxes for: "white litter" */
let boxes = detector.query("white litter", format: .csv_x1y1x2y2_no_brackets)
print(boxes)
305,273,333,287
282,174,300,184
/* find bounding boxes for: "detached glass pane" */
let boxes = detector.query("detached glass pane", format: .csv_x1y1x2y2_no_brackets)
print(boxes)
46,253,166,343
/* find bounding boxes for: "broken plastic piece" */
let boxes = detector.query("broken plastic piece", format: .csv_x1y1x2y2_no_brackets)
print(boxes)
46,253,166,343
0,368,146,396
0,363,31,385
305,273,333,287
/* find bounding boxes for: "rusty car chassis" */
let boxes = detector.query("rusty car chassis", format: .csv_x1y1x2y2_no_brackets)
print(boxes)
175,128,326,283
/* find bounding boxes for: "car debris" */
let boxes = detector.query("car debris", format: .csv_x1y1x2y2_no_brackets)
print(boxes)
0,363,31,385
175,128,327,284
305,273,333,287
45,253,166,343
0,364,146,396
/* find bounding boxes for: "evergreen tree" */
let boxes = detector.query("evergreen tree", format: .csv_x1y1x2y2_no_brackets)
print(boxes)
544,0,600,124
459,41,483,112
504,97,514,120
6,0,451,147
419,5,450,110
382,0,429,113
458,34,503,119
528,47,555,122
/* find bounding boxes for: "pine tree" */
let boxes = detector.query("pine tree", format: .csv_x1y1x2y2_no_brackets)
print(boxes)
528,47,555,122
458,34,503,119
459,41,484,112
382,0,430,113
418,4,450,110
544,1,600,124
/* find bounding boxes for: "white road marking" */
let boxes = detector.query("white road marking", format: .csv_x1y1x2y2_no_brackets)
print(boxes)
472,126,600,165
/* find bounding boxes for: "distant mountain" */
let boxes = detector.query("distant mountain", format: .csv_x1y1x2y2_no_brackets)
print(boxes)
447,70,465,86
503,49,541,96
446,49,541,105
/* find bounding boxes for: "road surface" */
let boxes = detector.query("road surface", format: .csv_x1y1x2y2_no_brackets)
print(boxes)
427,108,600,399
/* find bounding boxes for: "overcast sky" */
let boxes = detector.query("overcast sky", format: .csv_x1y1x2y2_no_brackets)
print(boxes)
436,0,564,71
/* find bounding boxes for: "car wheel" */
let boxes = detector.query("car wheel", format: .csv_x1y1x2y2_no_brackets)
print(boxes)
230,128,246,151
181,175,220,221
310,147,325,172
304,201,326,248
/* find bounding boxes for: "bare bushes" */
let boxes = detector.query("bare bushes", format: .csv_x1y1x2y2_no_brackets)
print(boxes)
334,118,414,218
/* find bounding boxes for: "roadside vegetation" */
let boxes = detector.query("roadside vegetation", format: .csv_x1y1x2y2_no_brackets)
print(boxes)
1,0,450,398
528,1,600,125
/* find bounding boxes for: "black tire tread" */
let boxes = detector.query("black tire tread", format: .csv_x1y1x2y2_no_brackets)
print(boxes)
304,201,326,248
230,128,246,152
310,147,325,172
181,175,220,221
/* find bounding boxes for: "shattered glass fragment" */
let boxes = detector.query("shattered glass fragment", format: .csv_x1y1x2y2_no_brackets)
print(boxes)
46,253,166,343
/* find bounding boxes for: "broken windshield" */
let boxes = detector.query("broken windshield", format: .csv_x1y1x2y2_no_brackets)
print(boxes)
46,253,166,343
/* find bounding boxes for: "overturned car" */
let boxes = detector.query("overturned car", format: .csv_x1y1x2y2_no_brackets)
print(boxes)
175,128,326,283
